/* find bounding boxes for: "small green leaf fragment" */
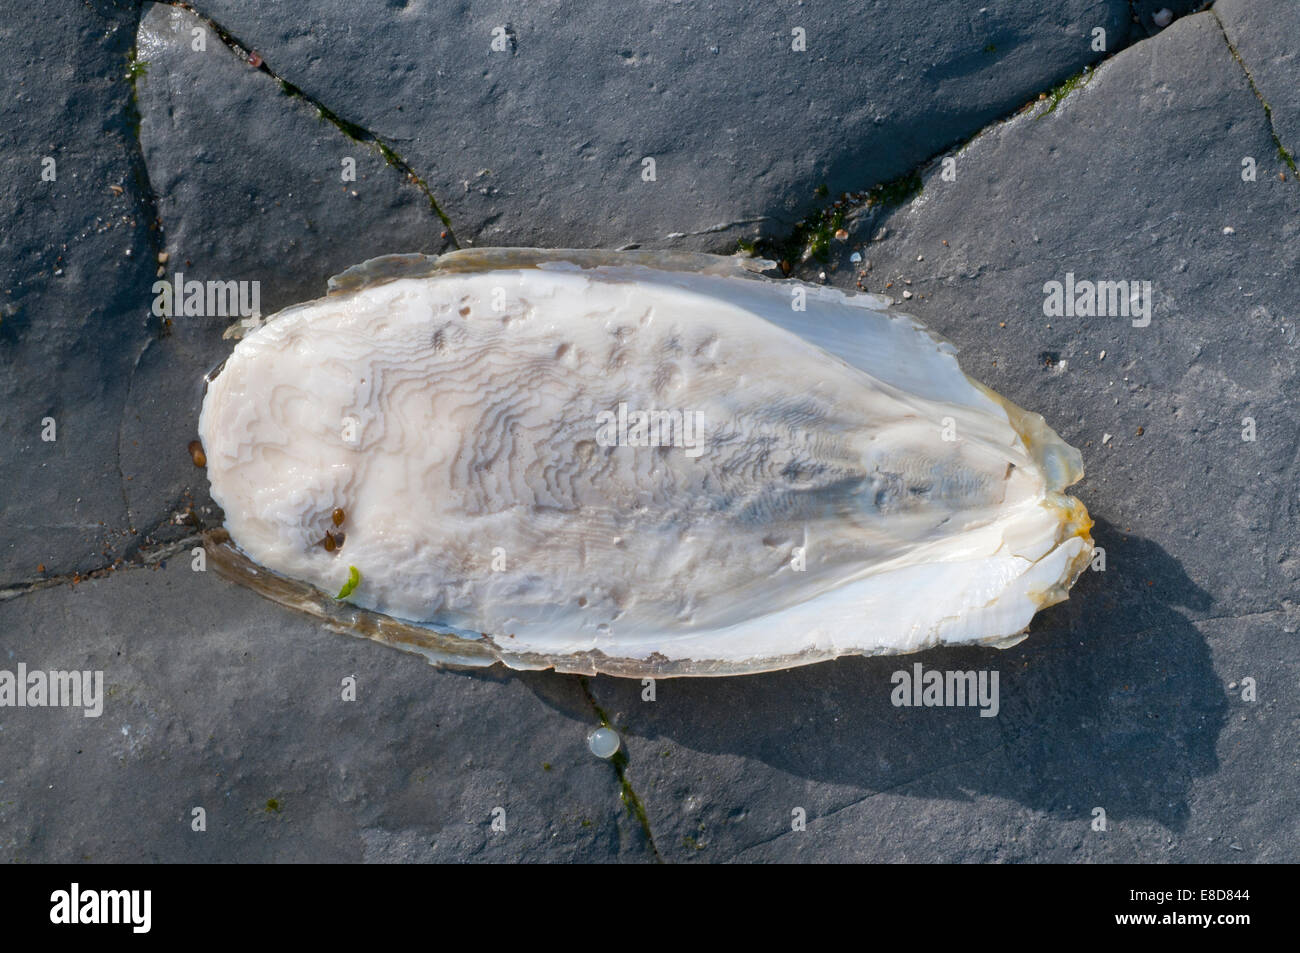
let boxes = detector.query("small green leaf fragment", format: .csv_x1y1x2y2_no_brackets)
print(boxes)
336,565,360,600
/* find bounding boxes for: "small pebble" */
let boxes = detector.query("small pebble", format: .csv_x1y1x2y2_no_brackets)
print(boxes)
332,507,345,526
1223,226,1235,235
157,251,169,264
1102,433,1113,445
587,726,620,759
902,290,913,299
1153,8,1173,28
833,228,848,241
916,254,923,261
1099,350,1106,360
248,52,263,68
187,440,206,468
849,251,862,263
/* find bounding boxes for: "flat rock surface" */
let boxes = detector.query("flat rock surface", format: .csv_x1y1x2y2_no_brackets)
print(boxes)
0,1,1296,863
0,0,157,580
185,0,1141,249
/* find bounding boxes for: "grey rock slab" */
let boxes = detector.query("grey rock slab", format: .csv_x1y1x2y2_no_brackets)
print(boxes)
825,10,1300,626
588,579,1237,861
6,0,1298,865
124,2,454,550
0,562,654,862
187,0,1135,249
1215,0,1300,164
584,10,1300,863
0,0,158,581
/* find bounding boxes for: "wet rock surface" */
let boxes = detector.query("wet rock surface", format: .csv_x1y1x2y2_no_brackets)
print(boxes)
1,0,1296,862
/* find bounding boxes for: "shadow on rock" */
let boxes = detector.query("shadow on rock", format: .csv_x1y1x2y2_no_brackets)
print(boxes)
525,517,1224,832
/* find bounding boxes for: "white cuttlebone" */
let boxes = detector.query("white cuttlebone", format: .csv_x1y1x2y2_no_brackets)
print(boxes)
199,251,1092,673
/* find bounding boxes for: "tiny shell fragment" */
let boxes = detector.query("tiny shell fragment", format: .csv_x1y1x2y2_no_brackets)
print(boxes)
199,249,1093,677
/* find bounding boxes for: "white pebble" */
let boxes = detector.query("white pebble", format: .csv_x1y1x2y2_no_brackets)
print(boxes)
587,726,620,759
1153,8,1173,28
902,290,913,299
1223,226,1235,235
850,251,862,263
1102,433,1112,445
1099,350,1106,360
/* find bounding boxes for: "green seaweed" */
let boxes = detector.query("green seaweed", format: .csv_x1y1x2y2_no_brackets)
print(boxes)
122,47,148,138
866,169,923,207
335,565,360,600
752,169,922,266
1037,67,1092,118
125,53,148,84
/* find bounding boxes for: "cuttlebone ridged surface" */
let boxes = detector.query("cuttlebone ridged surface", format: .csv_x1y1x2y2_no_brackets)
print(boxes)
199,258,1092,670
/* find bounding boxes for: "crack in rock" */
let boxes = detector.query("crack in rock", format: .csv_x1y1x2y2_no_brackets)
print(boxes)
164,0,461,242
1209,5,1299,175
578,677,663,862
759,12,1210,270
0,532,204,602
